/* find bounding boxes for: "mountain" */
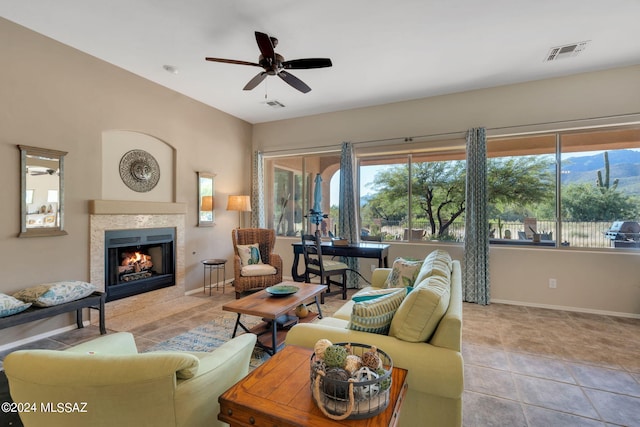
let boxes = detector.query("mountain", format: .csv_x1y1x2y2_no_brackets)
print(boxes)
560,149,640,194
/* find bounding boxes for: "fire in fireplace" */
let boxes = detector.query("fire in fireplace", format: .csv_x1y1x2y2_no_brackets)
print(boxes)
104,227,176,301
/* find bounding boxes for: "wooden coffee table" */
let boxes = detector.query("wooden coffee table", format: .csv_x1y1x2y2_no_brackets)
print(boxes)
222,282,327,355
219,345,408,427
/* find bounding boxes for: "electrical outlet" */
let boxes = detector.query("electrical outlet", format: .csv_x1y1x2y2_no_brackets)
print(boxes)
370,264,376,272
548,278,557,289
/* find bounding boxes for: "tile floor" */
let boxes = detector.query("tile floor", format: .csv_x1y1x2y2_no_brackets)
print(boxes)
1,285,639,426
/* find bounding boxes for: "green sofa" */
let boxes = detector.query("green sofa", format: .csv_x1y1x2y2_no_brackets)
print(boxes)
4,331,257,427
285,250,463,426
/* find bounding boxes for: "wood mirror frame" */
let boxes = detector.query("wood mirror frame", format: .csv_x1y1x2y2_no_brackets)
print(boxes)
19,145,68,237
197,171,215,227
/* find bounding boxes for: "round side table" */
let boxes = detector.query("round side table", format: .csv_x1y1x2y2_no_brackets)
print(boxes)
202,259,227,295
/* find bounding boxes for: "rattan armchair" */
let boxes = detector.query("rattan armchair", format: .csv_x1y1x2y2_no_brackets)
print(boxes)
231,228,283,298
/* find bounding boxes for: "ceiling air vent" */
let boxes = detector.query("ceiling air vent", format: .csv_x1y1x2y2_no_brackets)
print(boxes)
264,100,285,109
545,40,590,62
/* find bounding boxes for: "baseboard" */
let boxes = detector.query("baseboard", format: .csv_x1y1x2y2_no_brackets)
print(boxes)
184,279,232,296
0,322,90,353
490,299,640,319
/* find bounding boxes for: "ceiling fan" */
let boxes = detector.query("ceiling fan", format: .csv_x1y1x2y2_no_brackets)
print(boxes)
205,31,332,93
28,167,58,176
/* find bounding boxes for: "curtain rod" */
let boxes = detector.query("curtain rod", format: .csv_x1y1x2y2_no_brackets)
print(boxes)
259,112,640,156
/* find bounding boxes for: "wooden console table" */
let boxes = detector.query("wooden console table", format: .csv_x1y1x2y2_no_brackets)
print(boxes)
219,345,408,427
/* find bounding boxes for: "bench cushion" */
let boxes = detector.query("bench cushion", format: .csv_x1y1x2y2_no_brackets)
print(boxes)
0,293,32,317
13,281,96,307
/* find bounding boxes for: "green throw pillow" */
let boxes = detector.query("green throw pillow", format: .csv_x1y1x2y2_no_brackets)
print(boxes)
352,287,407,302
383,257,423,288
414,249,452,285
389,275,450,342
348,288,406,335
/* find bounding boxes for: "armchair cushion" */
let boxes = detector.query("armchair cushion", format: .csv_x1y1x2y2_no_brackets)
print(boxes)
241,264,277,276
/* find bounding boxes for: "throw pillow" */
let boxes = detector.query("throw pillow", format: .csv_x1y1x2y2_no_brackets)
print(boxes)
414,249,453,285
12,281,96,307
389,275,450,342
352,287,408,302
236,243,263,266
348,288,406,335
383,257,423,288
0,293,32,317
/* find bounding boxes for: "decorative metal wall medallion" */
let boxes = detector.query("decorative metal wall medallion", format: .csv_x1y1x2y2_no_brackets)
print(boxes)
119,149,160,192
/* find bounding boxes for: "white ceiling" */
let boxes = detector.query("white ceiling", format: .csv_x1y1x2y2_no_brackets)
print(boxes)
2,1,640,124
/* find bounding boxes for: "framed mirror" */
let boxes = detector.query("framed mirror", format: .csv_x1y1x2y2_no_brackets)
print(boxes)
197,171,215,227
19,145,68,237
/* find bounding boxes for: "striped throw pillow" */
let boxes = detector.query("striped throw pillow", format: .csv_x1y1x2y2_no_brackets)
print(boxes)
348,288,406,335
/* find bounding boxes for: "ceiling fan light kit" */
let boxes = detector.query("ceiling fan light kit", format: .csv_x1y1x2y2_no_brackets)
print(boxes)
206,31,332,93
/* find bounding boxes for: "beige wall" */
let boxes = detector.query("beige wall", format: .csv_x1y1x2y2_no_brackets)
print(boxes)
0,18,252,346
258,65,640,317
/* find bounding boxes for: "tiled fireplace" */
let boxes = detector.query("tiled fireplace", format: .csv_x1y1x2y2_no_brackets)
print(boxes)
89,200,186,317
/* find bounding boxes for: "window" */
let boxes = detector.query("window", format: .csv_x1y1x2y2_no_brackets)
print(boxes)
264,125,640,249
487,126,640,248
358,138,467,241
265,153,340,237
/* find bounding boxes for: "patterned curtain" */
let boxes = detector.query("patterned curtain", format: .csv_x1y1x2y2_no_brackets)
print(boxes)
251,150,266,228
339,142,361,288
463,127,490,305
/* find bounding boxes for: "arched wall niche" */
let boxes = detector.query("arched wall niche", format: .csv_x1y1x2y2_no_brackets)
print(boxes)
101,130,175,201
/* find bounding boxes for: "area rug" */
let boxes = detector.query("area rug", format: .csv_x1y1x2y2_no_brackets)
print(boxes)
145,315,269,368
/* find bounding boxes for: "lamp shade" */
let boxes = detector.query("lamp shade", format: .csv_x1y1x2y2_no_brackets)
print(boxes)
200,195,213,211
227,195,251,212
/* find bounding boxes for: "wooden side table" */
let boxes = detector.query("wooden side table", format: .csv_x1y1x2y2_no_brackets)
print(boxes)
219,345,408,427
202,258,226,295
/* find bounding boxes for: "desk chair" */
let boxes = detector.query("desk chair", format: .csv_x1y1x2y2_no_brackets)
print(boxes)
301,232,349,303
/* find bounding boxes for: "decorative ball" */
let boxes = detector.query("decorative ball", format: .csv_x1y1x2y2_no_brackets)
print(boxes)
361,346,382,370
323,345,348,368
311,359,327,381
314,339,333,360
344,354,362,374
294,303,309,318
322,368,351,400
353,367,380,399
376,367,391,391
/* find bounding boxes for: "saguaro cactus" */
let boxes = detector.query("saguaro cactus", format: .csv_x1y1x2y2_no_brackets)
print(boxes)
596,151,619,194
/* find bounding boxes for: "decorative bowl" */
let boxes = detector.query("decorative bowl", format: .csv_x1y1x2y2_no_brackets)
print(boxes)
265,285,299,297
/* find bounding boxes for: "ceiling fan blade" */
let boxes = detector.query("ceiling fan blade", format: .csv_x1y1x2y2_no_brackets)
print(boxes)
243,72,268,90
278,70,311,93
283,58,333,69
255,31,275,62
205,57,261,67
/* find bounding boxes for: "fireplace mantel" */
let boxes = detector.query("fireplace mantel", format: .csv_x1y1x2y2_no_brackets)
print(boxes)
89,200,186,215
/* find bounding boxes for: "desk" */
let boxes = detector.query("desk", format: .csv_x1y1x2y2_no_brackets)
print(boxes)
291,242,390,282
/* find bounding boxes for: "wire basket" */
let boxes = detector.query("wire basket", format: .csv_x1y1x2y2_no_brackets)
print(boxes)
310,342,393,421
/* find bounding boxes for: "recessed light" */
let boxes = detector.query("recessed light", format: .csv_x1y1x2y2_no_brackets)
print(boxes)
163,65,179,74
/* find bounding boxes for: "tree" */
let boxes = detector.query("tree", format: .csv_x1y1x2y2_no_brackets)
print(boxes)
363,156,554,238
563,151,637,221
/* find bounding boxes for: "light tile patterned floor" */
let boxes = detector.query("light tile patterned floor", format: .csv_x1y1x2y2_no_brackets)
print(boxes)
2,285,639,426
